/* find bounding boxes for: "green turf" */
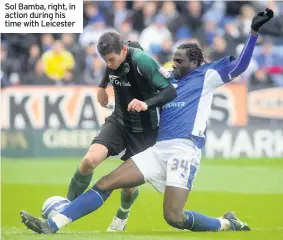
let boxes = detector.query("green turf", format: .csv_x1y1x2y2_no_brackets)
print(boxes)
1,158,283,240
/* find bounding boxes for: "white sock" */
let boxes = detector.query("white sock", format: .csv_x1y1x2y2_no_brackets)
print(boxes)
51,213,72,229
218,217,231,231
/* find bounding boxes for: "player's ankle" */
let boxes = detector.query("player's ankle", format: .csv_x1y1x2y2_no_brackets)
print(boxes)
116,207,130,220
218,217,231,231
48,214,71,231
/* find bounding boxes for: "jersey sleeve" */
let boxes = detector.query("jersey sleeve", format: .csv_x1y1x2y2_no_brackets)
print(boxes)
210,55,236,83
209,33,258,88
98,69,109,88
134,50,172,90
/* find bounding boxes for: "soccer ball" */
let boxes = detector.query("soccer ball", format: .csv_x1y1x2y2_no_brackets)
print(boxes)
41,196,70,219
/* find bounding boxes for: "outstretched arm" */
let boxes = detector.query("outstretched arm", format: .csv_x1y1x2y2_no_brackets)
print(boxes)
218,31,258,83
218,8,274,83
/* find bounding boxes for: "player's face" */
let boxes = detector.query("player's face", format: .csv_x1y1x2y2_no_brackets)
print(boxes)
172,49,197,79
102,47,127,70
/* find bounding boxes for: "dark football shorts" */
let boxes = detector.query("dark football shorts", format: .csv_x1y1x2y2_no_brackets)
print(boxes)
92,115,158,160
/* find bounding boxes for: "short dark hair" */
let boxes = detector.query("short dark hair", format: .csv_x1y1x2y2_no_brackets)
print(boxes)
97,32,124,56
177,43,206,66
126,41,143,51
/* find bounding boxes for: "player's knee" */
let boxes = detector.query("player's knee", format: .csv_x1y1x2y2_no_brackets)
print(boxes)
81,144,108,170
82,153,103,170
164,209,185,229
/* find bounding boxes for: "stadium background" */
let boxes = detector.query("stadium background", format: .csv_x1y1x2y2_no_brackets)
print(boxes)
1,1,283,240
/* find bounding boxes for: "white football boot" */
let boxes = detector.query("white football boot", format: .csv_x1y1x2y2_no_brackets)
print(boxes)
106,216,128,232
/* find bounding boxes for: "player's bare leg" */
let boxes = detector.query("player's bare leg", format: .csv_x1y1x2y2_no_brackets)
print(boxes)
67,144,108,201
79,144,109,175
96,161,143,232
163,186,189,229
67,141,141,232
163,186,250,231
95,159,145,189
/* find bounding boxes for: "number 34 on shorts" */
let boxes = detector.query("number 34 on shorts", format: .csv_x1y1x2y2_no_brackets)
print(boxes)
167,155,200,191
132,139,201,193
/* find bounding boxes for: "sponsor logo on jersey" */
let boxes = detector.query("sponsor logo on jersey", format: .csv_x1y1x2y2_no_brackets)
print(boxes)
109,75,119,81
162,102,186,109
109,75,131,87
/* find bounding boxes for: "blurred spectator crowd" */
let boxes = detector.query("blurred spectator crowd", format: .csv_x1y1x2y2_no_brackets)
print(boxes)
1,0,283,89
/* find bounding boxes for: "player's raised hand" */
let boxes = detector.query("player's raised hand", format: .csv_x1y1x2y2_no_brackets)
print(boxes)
97,87,109,108
251,8,274,32
128,99,148,112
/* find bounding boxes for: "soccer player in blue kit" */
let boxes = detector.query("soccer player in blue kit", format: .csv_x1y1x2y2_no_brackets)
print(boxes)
20,8,274,234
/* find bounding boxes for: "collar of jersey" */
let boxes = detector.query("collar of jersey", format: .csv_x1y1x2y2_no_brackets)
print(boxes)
176,63,208,82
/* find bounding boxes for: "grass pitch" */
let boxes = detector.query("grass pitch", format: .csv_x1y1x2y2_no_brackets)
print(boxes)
1,157,283,240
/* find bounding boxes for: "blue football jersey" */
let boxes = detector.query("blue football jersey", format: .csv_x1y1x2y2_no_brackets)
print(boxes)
157,56,234,148
157,33,258,149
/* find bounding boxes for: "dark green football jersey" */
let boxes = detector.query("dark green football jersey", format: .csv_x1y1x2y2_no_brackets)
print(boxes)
103,47,172,132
